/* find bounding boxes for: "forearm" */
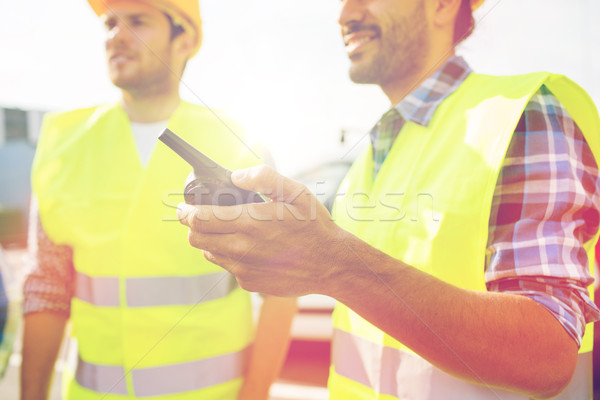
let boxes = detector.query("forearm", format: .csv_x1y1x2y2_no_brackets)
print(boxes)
238,296,297,400
325,233,577,399
21,312,68,400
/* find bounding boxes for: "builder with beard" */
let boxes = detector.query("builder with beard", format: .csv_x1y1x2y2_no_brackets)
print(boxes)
21,1,296,399
179,0,600,398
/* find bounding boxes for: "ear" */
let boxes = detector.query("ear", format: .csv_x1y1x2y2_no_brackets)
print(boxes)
432,0,462,29
172,31,196,60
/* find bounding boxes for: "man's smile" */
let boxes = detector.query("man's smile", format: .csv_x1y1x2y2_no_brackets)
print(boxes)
343,26,380,58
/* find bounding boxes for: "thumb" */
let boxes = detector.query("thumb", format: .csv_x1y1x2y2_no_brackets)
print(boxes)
231,165,309,204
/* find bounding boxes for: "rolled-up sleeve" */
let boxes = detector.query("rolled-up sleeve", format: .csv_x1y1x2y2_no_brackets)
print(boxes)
486,86,600,347
23,213,75,316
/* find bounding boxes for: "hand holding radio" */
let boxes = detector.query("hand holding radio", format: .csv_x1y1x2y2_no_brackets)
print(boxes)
177,162,345,298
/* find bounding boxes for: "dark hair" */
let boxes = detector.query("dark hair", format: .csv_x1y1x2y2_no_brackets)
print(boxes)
163,12,186,41
453,0,475,45
162,12,189,74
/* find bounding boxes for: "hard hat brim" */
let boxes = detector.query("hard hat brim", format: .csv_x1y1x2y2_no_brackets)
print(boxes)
87,0,202,57
471,0,485,11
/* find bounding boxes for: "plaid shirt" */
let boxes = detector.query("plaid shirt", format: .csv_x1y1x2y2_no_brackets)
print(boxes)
370,56,600,346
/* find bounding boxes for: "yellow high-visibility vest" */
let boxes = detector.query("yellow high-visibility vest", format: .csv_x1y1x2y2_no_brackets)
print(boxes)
329,73,600,400
33,101,260,399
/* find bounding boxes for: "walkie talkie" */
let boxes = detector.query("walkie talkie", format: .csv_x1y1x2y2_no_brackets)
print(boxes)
158,128,265,206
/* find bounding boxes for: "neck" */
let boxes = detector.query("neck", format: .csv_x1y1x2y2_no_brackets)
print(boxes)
382,50,455,106
120,85,181,123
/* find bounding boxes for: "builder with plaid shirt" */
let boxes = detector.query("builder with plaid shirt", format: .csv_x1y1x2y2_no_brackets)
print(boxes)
179,0,600,398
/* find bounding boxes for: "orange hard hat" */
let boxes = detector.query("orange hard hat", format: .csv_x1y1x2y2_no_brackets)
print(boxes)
87,0,202,57
471,0,485,10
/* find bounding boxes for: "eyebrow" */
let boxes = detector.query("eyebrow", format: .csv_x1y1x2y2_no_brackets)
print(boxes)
103,12,155,25
125,13,151,20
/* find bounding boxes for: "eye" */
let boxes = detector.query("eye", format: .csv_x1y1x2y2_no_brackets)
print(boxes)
104,17,117,31
129,16,145,27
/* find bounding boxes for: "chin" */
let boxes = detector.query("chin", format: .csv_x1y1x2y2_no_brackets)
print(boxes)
347,53,383,84
110,74,139,90
349,65,380,85
108,65,137,85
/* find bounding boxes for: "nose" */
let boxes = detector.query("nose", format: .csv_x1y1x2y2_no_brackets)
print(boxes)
106,21,131,46
338,0,366,28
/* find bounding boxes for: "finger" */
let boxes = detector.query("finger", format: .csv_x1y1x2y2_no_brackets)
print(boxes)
187,228,255,261
202,249,248,276
177,202,196,227
231,165,310,204
177,202,242,233
196,238,256,278
201,249,233,271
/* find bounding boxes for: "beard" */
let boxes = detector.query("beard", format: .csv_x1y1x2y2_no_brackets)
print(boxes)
110,62,173,94
108,45,175,96
348,3,430,87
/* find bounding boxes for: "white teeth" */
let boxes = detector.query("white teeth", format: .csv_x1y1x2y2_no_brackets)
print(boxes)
346,36,373,53
112,56,128,63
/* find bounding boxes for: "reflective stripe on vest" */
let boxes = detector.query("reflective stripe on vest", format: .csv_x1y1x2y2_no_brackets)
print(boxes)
75,354,128,395
75,273,120,307
75,346,250,396
75,270,237,307
332,328,593,400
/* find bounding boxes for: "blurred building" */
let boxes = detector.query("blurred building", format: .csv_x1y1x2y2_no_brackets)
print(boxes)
0,107,44,247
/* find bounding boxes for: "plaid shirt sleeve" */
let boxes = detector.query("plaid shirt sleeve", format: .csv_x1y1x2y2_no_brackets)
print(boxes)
22,213,75,316
485,85,600,347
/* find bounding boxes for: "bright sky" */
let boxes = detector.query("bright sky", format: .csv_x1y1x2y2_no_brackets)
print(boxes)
1,0,598,175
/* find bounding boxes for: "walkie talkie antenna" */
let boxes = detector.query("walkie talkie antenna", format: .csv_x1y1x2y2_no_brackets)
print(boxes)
159,128,221,175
